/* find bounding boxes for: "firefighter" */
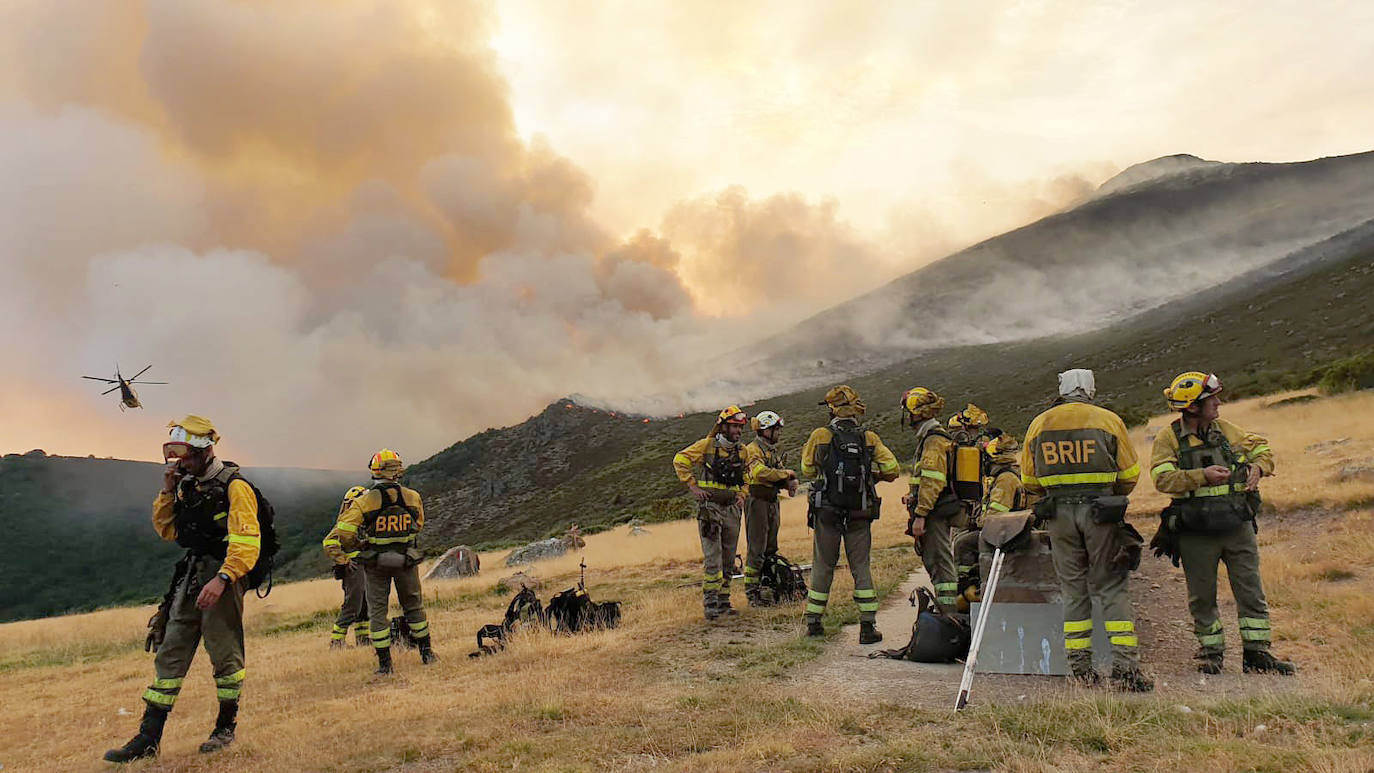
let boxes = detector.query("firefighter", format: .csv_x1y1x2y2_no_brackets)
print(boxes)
104,417,261,762
1150,372,1294,675
900,387,965,609
332,449,436,674
951,433,1029,606
801,386,901,642
742,410,799,606
674,406,751,619
322,485,371,648
948,403,990,444
1022,369,1153,691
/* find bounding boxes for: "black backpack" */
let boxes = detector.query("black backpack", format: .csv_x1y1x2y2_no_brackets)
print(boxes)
869,587,971,663
230,471,279,597
758,553,807,604
547,587,622,634
471,586,545,657
820,422,875,512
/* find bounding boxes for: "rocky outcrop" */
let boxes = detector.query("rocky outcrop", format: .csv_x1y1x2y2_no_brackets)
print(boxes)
423,545,480,579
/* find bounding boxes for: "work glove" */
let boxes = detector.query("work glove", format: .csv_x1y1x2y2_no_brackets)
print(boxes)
1111,522,1144,572
1149,519,1181,567
144,607,168,653
333,564,348,581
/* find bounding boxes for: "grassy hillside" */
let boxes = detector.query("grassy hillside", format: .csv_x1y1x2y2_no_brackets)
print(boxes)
0,456,360,622
1,391,1371,771
408,234,1374,550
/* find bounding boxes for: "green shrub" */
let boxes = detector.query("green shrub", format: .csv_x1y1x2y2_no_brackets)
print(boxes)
1318,351,1374,395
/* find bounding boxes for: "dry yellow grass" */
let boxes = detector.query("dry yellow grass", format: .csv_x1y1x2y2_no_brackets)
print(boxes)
2,394,1373,771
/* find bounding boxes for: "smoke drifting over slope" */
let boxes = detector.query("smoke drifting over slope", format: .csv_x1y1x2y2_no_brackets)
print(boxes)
2,1,1371,466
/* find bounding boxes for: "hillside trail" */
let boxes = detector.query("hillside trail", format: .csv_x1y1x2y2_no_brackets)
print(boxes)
786,506,1338,711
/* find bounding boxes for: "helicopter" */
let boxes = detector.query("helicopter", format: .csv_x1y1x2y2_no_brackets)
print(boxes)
82,365,167,411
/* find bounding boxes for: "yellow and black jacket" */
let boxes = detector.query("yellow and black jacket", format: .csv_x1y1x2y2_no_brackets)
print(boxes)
332,482,426,555
799,423,901,483
674,436,749,494
907,419,962,520
984,462,1028,516
1021,399,1139,497
153,460,261,582
1151,418,1273,495
322,498,362,565
743,438,792,501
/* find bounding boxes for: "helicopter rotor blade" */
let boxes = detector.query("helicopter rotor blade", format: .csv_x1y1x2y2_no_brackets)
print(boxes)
130,381,168,385
82,376,118,383
101,385,122,395
130,365,153,381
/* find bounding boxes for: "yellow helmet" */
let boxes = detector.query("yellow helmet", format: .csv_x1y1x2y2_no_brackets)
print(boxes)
986,434,1020,458
342,485,368,504
950,403,989,429
901,387,944,422
716,405,748,425
820,385,865,418
369,448,404,479
1164,371,1222,411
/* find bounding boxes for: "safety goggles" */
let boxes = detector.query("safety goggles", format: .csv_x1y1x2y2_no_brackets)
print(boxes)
722,412,748,425
163,441,193,461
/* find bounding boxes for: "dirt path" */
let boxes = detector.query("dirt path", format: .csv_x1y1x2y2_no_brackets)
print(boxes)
788,514,1326,710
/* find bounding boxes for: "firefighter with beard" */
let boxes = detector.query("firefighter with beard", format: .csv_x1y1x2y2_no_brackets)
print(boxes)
741,410,798,606
332,449,437,674
801,386,901,642
104,416,261,763
1151,372,1294,675
674,407,751,619
322,486,371,648
1022,369,1152,692
899,387,965,610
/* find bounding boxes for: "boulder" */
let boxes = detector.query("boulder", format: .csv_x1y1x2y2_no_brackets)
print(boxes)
504,538,568,567
496,571,542,592
423,545,481,580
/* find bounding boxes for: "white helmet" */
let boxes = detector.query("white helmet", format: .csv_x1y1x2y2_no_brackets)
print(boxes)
754,410,784,431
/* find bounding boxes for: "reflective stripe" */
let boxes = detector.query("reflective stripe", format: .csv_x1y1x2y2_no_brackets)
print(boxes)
805,603,826,615
853,588,877,599
1038,472,1119,487
227,534,260,547
920,468,947,482
1063,619,1093,633
856,601,880,612
143,689,177,706
1240,629,1271,641
1190,484,1232,498
331,624,347,634
322,538,341,548
1239,617,1270,629
369,535,416,544
1249,445,1270,457
410,621,429,635
372,638,391,649
216,669,246,685
1198,632,1225,646
1109,635,1138,647
1118,463,1140,481
216,688,241,700
742,566,759,576
331,631,346,641
370,630,390,641
1104,620,1134,633
934,582,958,593
151,677,183,689
698,480,741,491
1064,638,1091,650
355,622,371,632
808,590,829,601
988,501,1011,512
345,550,360,558
213,511,228,521
1021,472,1040,486
334,522,358,533
1151,462,1178,476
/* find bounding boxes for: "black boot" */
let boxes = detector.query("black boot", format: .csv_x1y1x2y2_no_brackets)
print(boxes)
417,636,439,665
704,591,720,621
1195,650,1223,674
329,638,347,650
805,615,824,637
1243,649,1295,675
103,704,168,763
717,592,738,616
859,621,883,645
1069,657,1101,686
1109,666,1155,692
375,646,394,675
746,587,770,608
198,700,237,753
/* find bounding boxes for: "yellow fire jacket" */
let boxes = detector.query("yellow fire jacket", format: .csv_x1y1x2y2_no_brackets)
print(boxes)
1150,418,1273,495
673,436,749,492
152,477,261,582
909,431,954,517
321,498,362,565
985,468,1025,514
799,424,901,483
1020,400,1139,497
743,438,793,486
332,484,426,553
